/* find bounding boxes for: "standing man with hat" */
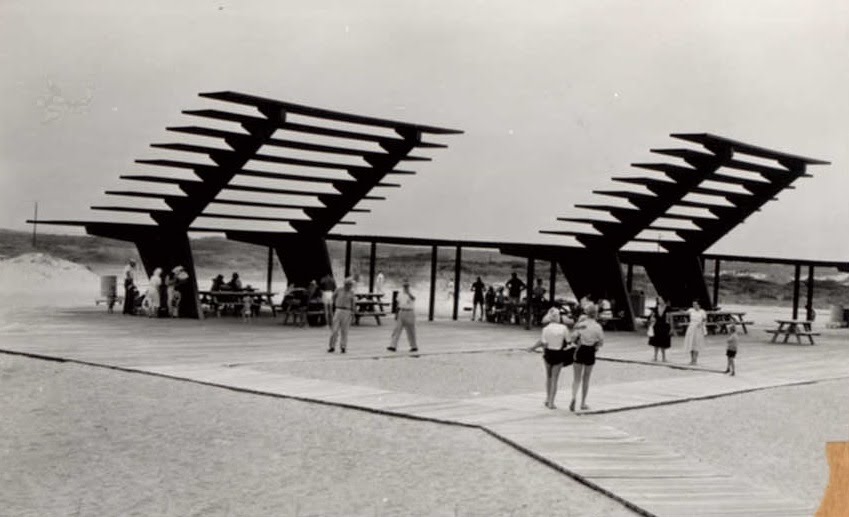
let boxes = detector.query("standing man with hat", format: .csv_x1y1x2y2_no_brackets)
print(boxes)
328,277,356,354
388,279,418,353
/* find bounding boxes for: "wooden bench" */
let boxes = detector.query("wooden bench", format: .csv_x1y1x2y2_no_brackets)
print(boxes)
354,293,390,325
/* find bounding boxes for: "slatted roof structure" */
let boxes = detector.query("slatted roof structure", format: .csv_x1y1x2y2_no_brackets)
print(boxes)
34,91,462,317
542,133,830,254
76,91,462,235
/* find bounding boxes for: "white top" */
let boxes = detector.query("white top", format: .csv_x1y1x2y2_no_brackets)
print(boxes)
541,322,569,350
688,308,707,326
397,291,415,310
574,319,604,348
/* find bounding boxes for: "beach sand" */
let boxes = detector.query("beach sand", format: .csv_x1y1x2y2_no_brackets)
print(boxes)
0,353,636,517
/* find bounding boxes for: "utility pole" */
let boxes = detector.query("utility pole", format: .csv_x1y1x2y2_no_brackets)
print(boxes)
32,202,38,248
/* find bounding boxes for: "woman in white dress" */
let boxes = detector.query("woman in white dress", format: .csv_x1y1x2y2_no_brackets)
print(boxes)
683,300,707,365
145,268,163,318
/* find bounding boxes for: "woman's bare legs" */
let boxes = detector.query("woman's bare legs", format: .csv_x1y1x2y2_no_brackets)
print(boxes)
543,362,553,407
570,363,583,411
580,364,594,409
549,363,562,409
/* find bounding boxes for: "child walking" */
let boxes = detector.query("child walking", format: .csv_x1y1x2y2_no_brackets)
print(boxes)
725,324,739,375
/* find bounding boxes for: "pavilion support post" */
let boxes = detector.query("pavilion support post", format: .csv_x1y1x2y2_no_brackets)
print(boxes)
344,240,352,278
806,265,815,321
713,259,721,309
549,260,557,303
526,257,535,330
429,245,437,321
452,246,462,320
266,246,273,294
368,241,376,293
626,263,634,293
272,235,332,288
558,250,635,331
792,264,801,320
133,230,202,319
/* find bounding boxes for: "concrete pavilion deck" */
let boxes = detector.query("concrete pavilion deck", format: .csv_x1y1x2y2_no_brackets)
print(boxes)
2,306,846,516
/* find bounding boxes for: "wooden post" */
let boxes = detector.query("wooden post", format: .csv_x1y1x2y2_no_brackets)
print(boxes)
526,257,535,330
344,240,352,277
368,241,376,292
792,264,801,320
626,263,634,293
806,265,815,321
713,259,721,309
452,246,461,320
549,260,556,302
266,246,273,293
429,245,438,321
32,202,38,248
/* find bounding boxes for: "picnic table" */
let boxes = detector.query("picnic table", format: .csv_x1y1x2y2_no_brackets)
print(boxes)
670,310,752,335
354,292,390,325
199,290,277,317
765,319,819,345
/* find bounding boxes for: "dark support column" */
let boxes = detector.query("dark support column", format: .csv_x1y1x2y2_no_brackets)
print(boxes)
452,246,462,320
429,245,437,321
272,235,332,288
792,264,801,320
344,240,352,278
549,260,557,302
133,230,202,319
806,265,815,321
526,257,535,330
368,241,376,293
626,263,634,293
558,250,635,331
266,247,273,293
713,259,721,309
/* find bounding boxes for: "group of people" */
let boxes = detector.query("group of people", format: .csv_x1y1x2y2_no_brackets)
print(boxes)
647,297,738,375
470,273,551,325
208,272,259,320
528,304,605,411
326,276,418,354
121,259,190,318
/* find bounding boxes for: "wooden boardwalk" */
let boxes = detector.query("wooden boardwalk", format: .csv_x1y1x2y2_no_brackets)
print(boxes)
2,307,844,516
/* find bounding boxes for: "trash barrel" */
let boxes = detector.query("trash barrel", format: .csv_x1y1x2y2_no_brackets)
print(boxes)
828,304,846,328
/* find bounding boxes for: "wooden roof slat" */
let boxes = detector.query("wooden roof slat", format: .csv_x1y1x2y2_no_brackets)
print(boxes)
184,110,447,148
167,126,432,161
224,183,385,201
120,175,198,186
92,206,165,215
105,190,186,201
194,212,356,224
199,91,464,135
671,133,830,165
150,143,417,175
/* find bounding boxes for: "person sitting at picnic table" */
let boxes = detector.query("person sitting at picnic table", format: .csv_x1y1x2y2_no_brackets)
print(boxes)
306,279,320,301
484,285,496,322
494,286,506,322
210,274,225,292
227,272,242,291
684,299,708,365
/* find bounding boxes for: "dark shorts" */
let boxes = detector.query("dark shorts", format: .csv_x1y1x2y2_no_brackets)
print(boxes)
543,348,564,366
473,294,484,304
575,345,596,366
726,349,737,358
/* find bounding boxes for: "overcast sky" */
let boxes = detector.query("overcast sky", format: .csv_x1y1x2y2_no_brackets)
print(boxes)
1,0,847,261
